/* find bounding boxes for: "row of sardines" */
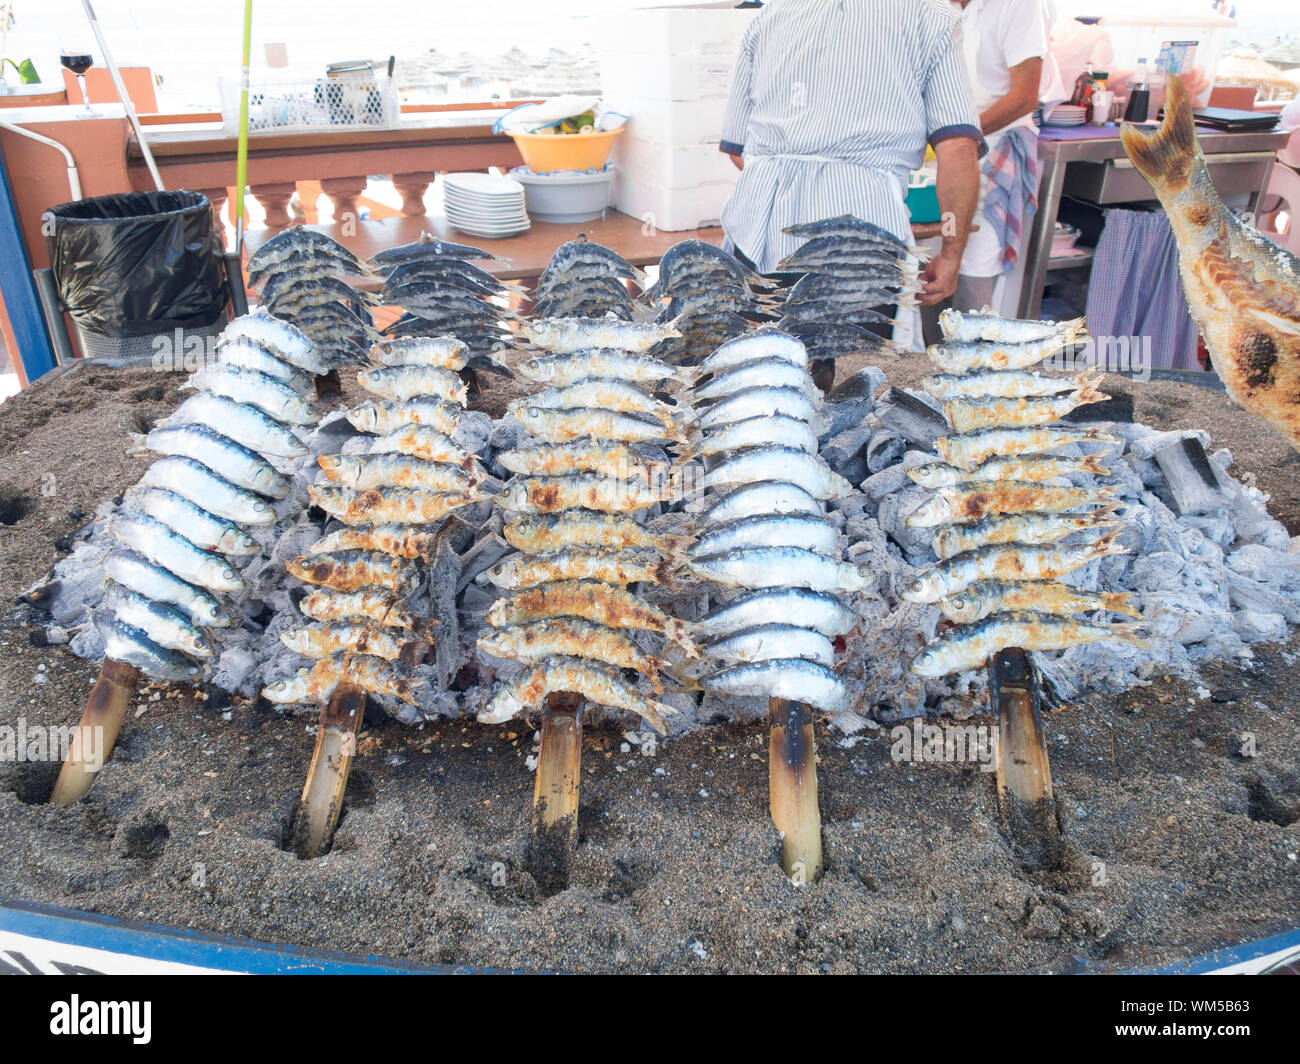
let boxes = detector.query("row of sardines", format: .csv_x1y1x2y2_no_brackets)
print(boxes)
479,245,688,733
262,332,489,707
904,310,1145,675
677,329,861,712
91,310,326,682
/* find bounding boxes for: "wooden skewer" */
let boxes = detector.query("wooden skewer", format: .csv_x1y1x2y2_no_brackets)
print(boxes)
768,697,823,883
49,658,140,806
291,682,367,859
528,690,583,892
988,647,1062,862
988,648,1054,803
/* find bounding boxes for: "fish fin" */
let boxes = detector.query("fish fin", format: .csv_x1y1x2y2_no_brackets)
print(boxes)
1119,75,1198,193
125,432,151,457
664,618,703,660
1108,620,1151,649
1081,452,1113,477
1092,529,1132,558
1076,379,1111,406
1101,591,1142,618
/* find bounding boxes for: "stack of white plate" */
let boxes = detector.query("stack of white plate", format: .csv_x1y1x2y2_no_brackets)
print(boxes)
1044,103,1088,127
442,172,529,238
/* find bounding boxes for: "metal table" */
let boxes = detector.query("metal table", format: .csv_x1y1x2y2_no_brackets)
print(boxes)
1017,125,1291,320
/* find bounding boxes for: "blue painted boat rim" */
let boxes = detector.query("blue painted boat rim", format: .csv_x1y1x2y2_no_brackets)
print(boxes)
0,897,508,974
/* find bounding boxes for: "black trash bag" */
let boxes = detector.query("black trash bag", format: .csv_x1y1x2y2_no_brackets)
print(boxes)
43,190,227,337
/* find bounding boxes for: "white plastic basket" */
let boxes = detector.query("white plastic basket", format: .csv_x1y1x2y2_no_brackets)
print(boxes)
218,73,399,135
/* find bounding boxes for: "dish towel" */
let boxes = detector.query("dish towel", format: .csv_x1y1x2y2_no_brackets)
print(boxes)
982,125,1040,273
1085,208,1200,371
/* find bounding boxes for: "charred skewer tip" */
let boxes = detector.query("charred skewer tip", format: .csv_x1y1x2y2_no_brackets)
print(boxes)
291,682,368,858
768,697,823,884
529,691,584,892
49,658,141,806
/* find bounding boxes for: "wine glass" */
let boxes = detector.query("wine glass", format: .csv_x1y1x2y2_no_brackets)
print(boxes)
59,38,96,117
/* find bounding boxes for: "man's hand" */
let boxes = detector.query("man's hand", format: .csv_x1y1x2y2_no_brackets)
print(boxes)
725,150,744,171
919,251,961,306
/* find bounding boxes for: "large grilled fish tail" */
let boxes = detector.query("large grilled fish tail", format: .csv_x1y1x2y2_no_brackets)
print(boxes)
1118,75,1198,194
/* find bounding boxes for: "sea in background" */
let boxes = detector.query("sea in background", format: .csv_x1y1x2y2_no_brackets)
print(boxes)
7,0,1300,113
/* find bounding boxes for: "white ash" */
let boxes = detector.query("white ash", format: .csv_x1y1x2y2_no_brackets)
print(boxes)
817,377,1300,722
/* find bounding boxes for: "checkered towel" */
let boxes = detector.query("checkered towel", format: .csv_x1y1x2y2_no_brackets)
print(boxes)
982,125,1040,273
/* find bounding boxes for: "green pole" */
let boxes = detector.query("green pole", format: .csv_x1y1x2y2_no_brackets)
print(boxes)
234,0,253,255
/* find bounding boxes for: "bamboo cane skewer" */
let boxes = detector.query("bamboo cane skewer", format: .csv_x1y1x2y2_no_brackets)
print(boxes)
529,690,584,892
768,697,823,883
291,680,367,859
49,658,140,806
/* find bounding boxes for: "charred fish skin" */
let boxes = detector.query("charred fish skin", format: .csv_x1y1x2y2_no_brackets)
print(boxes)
285,549,414,595
368,335,469,370
910,611,1146,677
931,509,1121,560
1121,75,1300,449
514,405,686,446
479,656,676,734
483,548,670,591
262,653,415,706
346,397,463,438
279,621,423,663
937,308,1086,345
485,579,698,656
694,587,856,642
104,550,231,629
927,336,1073,375
477,617,664,682
308,524,438,562
318,453,483,495
906,480,1118,528
942,382,1109,433
922,367,1100,402
496,472,674,515
701,658,850,715
907,452,1111,490
503,511,682,556
936,424,1118,469
307,484,481,526
368,424,472,468
902,534,1130,604
938,579,1140,625
495,438,657,479
298,587,424,633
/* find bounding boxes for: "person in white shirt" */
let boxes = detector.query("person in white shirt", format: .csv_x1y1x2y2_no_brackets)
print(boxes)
922,0,1049,339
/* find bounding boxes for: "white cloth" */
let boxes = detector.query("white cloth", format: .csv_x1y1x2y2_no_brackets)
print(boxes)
952,0,1049,276
718,0,983,273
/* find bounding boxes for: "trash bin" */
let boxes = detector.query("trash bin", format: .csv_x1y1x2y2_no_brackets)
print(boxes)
43,190,228,362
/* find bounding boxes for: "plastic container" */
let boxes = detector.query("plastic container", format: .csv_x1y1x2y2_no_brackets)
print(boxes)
1095,14,1236,107
510,167,614,223
218,72,399,134
509,129,621,174
905,176,940,225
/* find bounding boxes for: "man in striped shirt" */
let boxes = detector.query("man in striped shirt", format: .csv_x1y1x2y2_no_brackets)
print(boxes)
718,0,985,307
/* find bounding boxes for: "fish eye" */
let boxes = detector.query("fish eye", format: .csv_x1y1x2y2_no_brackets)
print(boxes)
527,407,540,418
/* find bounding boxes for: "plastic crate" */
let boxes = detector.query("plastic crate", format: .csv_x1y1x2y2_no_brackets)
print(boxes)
611,172,734,232
218,73,399,135
612,134,738,190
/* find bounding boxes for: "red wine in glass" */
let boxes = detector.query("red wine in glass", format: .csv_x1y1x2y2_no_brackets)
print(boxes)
60,50,96,115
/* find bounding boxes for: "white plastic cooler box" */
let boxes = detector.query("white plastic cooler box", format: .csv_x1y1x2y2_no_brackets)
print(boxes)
597,3,759,231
